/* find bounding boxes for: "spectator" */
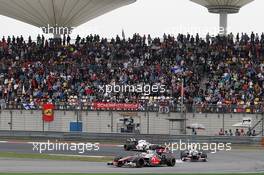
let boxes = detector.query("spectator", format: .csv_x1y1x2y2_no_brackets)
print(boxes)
240,129,245,136
219,128,224,136
229,129,233,136
252,130,257,136
235,129,241,136
192,128,197,135
0,98,5,109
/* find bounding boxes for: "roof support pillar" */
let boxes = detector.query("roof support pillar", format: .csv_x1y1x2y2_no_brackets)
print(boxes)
219,13,227,35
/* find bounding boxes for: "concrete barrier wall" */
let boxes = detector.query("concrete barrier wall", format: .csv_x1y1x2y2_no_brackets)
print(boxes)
185,113,263,135
0,131,262,145
0,110,263,135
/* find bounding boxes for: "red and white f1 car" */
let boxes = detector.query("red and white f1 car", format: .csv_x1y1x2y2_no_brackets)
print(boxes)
107,150,176,168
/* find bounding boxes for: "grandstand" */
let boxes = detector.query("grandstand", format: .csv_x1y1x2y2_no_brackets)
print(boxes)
0,1,264,175
0,0,263,136
0,33,263,111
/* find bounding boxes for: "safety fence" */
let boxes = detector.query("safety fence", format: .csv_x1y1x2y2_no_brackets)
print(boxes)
0,110,263,136
0,130,262,145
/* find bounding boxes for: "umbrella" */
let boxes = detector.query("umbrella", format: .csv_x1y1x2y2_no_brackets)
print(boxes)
232,117,252,128
186,123,205,130
232,122,251,128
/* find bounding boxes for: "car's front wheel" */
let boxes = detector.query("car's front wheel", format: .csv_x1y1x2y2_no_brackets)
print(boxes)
134,158,145,168
117,161,124,167
166,158,176,167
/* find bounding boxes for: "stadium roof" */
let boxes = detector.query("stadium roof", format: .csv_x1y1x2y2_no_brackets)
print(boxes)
190,0,254,13
190,0,254,35
0,0,136,28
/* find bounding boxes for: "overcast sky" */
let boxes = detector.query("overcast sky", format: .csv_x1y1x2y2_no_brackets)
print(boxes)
0,0,263,39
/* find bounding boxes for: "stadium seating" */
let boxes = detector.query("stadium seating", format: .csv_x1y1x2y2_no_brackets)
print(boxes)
0,33,263,113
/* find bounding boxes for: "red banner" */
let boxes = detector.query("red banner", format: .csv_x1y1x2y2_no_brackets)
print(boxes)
42,103,54,122
92,102,138,110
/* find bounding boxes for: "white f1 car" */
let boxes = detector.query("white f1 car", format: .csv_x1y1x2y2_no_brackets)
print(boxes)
180,148,207,162
124,138,162,151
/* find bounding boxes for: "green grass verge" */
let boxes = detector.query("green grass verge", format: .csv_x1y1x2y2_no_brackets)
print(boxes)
0,152,112,162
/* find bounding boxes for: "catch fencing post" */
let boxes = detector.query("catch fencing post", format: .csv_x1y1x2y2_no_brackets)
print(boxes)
262,113,264,136
222,113,225,132
42,120,44,132
147,110,150,134
9,110,13,130
110,110,113,133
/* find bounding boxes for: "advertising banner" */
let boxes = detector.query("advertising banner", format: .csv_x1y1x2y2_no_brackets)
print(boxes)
42,103,55,122
92,102,138,110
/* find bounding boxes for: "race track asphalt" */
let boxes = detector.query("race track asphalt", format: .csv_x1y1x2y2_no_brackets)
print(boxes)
0,141,263,173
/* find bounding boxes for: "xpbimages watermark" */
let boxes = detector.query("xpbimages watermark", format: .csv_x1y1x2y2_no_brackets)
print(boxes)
40,24,74,35
164,140,232,154
31,140,100,154
98,84,166,96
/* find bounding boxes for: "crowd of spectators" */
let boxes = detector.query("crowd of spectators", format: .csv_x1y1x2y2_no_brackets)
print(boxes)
218,128,257,136
0,32,263,112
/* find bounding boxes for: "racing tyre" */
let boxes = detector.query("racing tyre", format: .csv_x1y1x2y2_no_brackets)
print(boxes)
134,158,145,168
166,158,176,167
201,152,207,159
113,156,123,167
117,161,124,167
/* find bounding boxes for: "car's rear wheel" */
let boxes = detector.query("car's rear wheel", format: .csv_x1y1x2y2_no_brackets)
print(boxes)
166,158,176,167
201,152,208,162
201,152,207,159
135,158,145,168
113,156,124,167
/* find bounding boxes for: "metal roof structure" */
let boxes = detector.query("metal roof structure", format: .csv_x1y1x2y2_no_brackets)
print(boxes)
191,0,254,13
190,0,254,34
0,0,136,33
